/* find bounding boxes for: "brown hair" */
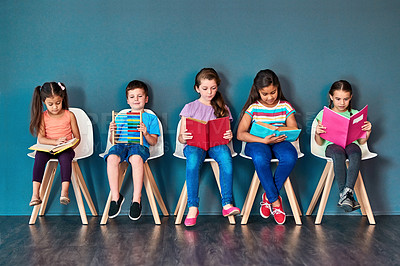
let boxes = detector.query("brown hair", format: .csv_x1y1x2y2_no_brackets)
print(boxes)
126,80,148,98
329,80,353,112
29,82,69,136
194,68,229,118
240,69,287,119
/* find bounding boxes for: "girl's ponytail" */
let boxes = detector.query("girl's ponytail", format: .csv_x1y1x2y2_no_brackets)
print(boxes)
211,91,229,118
29,86,43,136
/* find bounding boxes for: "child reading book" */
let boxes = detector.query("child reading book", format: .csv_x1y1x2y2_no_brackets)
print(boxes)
178,68,240,226
104,80,160,220
314,80,372,212
237,69,299,225
29,82,81,206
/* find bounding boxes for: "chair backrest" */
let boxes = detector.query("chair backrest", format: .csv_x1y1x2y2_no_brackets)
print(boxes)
173,119,237,161
27,107,93,160
239,139,304,161
99,109,164,161
310,118,377,161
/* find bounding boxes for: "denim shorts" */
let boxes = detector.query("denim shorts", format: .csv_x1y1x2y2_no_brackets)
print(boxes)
104,143,150,163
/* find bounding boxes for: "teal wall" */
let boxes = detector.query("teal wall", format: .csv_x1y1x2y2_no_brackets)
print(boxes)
1,0,399,216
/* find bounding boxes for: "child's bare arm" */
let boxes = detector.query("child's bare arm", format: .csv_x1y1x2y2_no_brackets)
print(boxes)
315,120,326,146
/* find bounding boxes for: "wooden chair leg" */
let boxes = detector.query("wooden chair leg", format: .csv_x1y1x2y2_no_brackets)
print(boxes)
306,162,331,215
174,183,186,216
72,161,98,216
175,182,187,224
143,170,161,225
100,163,128,225
29,161,58,225
241,172,260,225
283,177,302,225
71,171,88,225
39,161,58,216
210,161,235,225
354,172,375,225
144,163,169,216
315,165,335,224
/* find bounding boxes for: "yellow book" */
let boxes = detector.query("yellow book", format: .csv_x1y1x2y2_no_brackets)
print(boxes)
29,138,79,155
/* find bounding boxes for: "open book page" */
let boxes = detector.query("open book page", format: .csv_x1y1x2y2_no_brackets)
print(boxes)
320,105,368,148
29,138,79,155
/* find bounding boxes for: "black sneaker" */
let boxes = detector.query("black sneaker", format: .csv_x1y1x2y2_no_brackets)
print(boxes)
337,187,354,212
109,193,125,219
129,202,142,220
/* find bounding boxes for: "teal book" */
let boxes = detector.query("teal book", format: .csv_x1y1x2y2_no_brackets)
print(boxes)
250,122,301,142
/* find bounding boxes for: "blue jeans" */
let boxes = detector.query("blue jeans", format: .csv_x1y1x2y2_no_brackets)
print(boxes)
183,145,233,208
325,143,361,192
245,142,297,203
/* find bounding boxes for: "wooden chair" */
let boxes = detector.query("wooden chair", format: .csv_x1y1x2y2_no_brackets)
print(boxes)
306,119,377,225
240,140,303,225
99,109,168,225
28,108,98,225
173,119,238,225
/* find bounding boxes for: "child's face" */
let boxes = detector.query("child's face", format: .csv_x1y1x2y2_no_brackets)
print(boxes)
44,95,63,116
330,90,352,112
258,85,278,107
127,88,148,111
195,79,218,104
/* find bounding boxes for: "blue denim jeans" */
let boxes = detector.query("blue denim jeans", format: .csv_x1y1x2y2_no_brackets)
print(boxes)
245,141,297,203
325,143,361,192
183,144,233,208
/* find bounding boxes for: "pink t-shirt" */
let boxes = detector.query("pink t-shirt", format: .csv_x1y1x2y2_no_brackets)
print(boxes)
43,109,73,140
179,100,233,121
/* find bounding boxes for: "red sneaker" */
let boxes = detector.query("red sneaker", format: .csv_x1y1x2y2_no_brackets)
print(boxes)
260,192,272,219
272,196,286,225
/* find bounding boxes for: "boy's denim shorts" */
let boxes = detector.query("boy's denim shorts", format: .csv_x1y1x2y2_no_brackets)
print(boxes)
104,143,150,163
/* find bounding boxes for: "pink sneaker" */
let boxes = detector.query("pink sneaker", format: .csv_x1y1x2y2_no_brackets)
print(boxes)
222,206,240,217
272,196,286,225
260,193,272,219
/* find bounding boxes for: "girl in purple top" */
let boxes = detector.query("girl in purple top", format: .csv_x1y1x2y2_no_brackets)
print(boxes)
179,68,240,226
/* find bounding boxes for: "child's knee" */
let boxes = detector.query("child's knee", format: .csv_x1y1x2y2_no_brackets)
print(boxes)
107,154,121,165
129,155,143,165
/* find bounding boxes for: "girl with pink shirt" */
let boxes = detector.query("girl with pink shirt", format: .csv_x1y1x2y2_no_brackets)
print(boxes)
29,82,80,206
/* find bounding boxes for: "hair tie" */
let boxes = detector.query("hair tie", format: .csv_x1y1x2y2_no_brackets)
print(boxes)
58,82,65,90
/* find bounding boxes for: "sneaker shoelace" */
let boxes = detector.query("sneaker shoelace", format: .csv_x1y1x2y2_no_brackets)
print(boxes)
272,208,285,215
260,201,271,209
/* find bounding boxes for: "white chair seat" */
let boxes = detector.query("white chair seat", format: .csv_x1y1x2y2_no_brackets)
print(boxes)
99,109,168,225
28,107,97,225
173,119,237,225
306,119,376,224
239,140,303,225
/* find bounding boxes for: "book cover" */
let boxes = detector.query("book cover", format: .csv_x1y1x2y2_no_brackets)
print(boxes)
249,122,301,142
186,116,230,150
320,105,368,148
29,138,79,155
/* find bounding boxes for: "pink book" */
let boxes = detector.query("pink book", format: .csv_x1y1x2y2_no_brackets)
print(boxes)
320,105,368,148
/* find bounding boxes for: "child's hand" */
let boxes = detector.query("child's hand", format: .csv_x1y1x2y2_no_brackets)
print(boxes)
223,129,233,141
56,137,67,145
138,122,148,136
263,134,287,144
109,122,117,132
362,121,372,132
181,129,193,141
316,121,326,135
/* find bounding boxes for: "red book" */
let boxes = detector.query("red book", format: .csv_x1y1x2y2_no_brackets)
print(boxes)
185,116,230,150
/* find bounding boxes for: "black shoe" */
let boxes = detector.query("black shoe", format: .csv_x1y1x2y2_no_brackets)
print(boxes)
109,193,125,219
129,202,142,221
338,187,355,212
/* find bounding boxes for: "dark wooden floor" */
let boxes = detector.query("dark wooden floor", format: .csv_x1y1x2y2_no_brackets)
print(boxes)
1,215,399,266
